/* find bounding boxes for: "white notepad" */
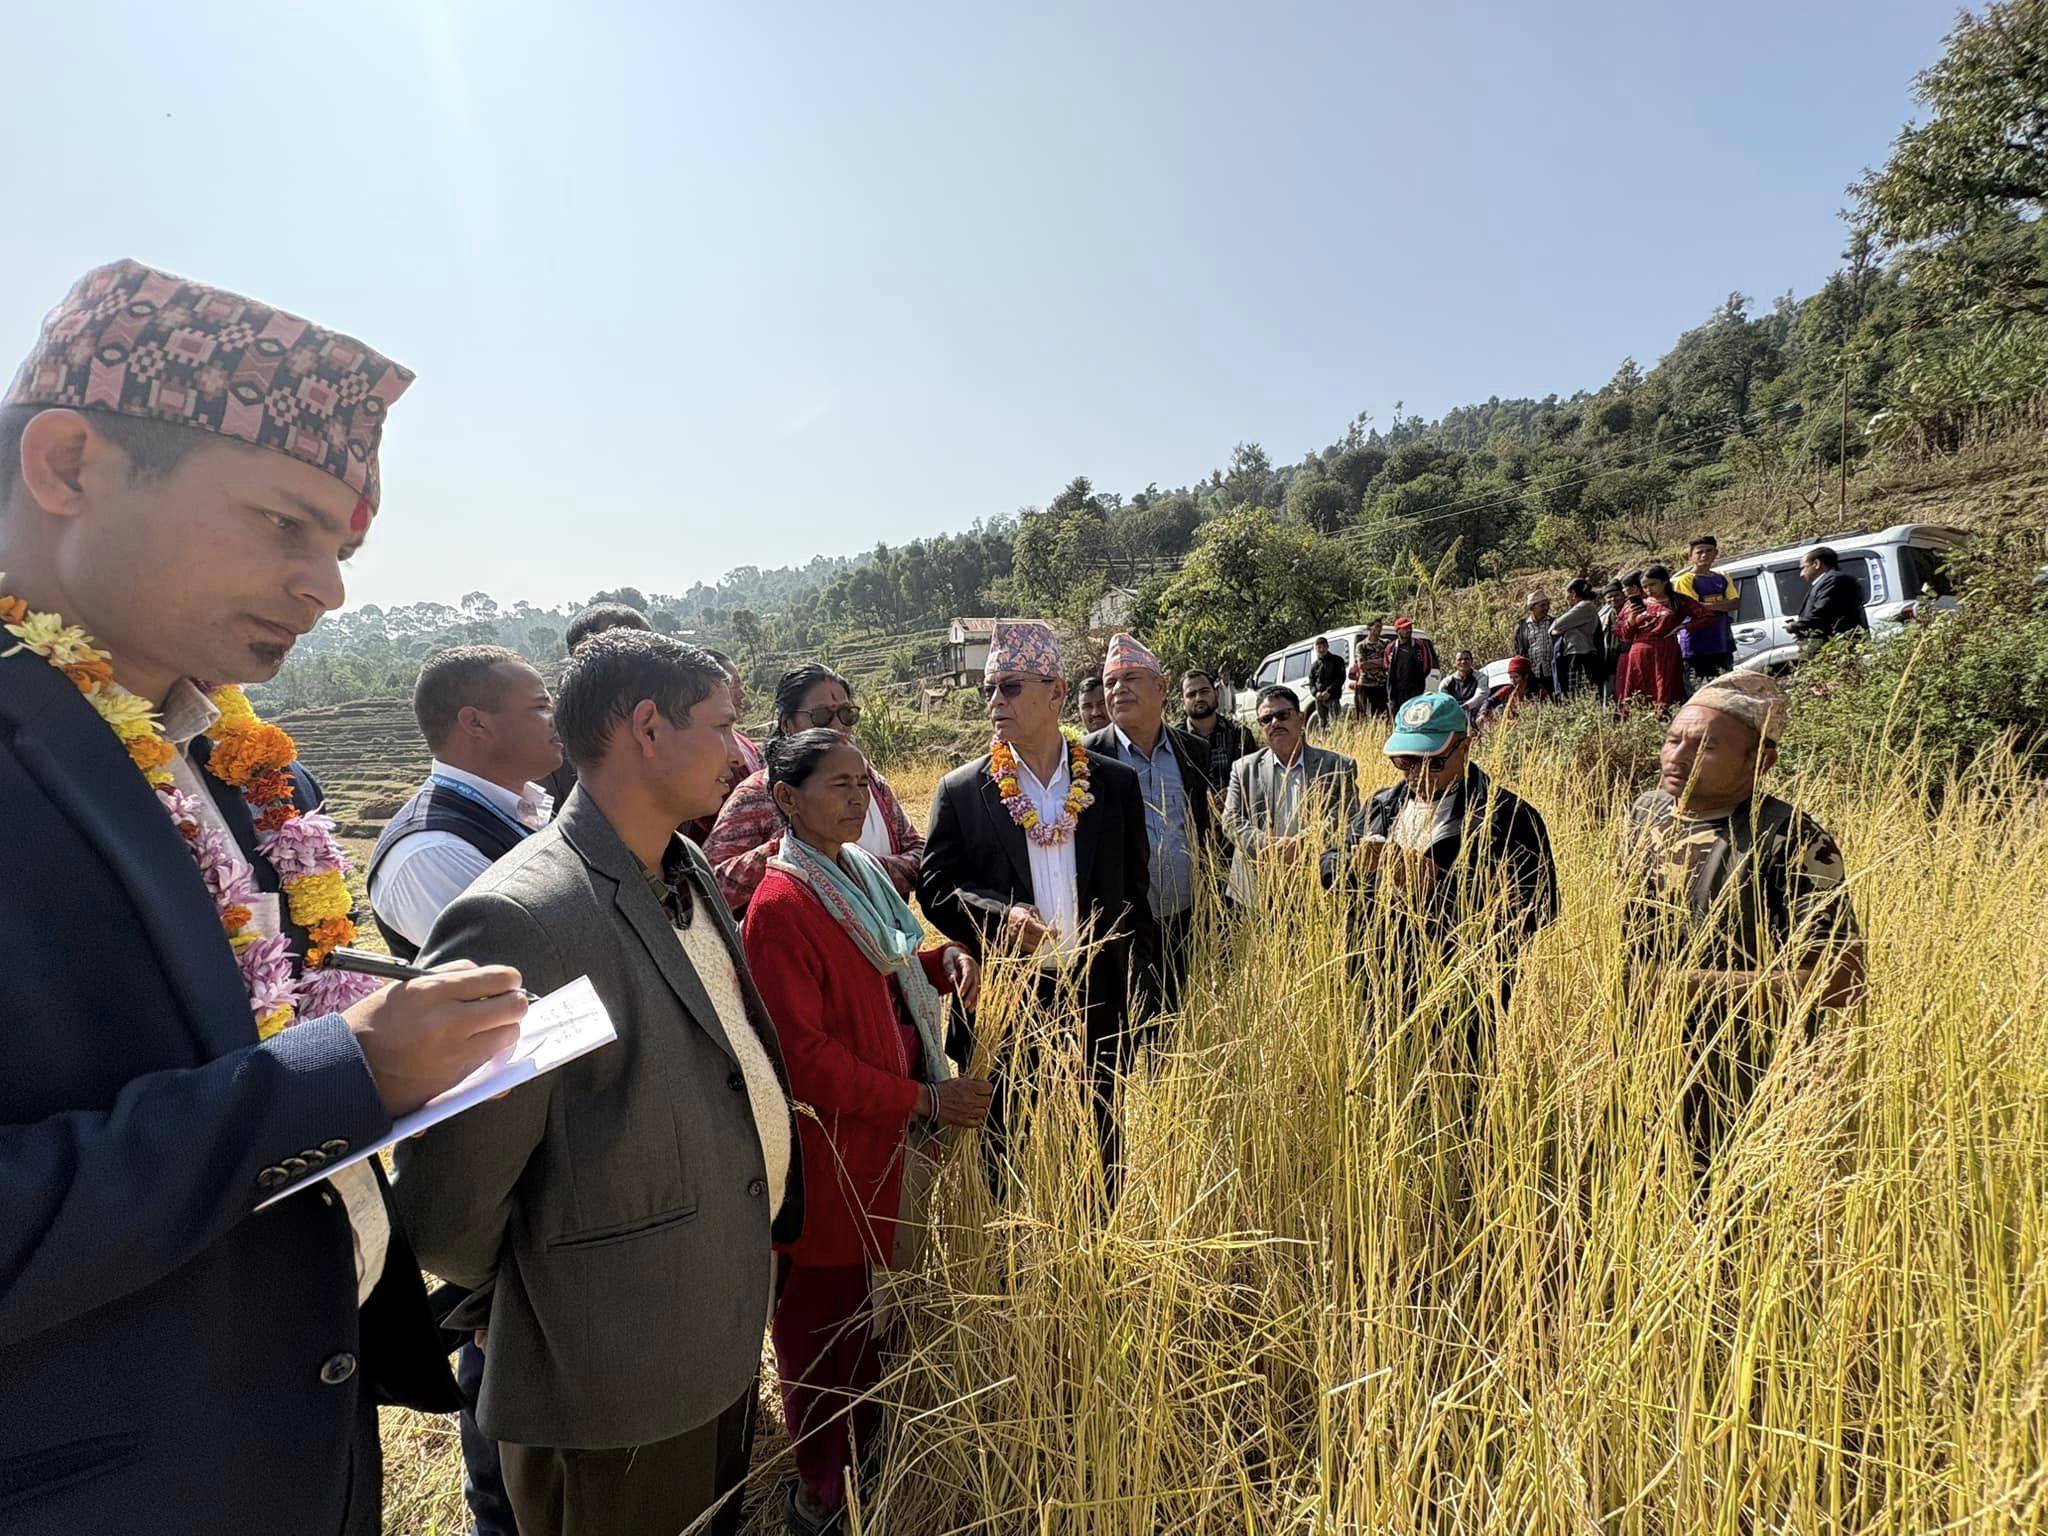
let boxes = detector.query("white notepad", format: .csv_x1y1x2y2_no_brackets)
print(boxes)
257,975,617,1209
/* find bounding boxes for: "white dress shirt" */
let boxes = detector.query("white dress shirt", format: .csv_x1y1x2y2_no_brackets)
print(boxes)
368,761,553,948
1011,748,1082,959
161,681,388,1305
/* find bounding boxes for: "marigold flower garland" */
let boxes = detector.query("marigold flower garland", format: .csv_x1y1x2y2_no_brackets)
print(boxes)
988,730,1092,846
1,577,379,1039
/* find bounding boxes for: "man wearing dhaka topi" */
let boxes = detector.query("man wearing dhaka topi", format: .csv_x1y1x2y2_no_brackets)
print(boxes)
0,261,529,1535
918,620,1157,1194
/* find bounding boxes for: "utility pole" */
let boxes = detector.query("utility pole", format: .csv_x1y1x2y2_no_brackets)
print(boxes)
1839,369,1849,520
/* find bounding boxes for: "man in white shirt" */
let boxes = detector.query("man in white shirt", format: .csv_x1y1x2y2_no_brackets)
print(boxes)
917,620,1156,1193
369,645,563,959
366,642,562,1536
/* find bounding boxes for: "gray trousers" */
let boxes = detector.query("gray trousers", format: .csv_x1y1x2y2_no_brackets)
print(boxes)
499,1385,756,1536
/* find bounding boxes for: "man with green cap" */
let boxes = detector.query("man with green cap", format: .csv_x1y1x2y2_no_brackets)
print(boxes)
1326,691,1556,962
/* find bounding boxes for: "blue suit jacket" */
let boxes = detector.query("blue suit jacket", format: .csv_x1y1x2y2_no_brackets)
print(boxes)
0,649,456,1535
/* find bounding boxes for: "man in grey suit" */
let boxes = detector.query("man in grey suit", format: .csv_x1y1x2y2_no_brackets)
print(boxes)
392,630,802,1536
1223,684,1361,906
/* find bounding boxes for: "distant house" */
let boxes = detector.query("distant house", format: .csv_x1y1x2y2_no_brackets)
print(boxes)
941,617,997,688
1087,586,1138,638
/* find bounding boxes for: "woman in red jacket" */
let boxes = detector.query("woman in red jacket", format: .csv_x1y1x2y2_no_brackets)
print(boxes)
1612,565,1690,711
742,730,993,1532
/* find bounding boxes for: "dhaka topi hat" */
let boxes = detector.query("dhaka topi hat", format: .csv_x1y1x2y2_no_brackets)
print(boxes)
3,259,412,512
1102,630,1163,677
1385,692,1471,756
987,620,1062,679
1688,669,1788,746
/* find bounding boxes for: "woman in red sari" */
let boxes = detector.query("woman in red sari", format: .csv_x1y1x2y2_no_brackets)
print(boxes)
1612,565,1690,709
742,730,993,1532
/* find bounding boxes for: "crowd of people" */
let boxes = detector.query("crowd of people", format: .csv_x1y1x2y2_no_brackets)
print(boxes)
0,259,1867,1536
1320,533,1876,731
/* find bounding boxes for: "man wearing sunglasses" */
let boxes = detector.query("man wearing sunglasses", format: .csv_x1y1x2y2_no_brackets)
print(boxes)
918,621,1156,1190
1326,692,1555,998
1223,685,1360,907
705,662,923,912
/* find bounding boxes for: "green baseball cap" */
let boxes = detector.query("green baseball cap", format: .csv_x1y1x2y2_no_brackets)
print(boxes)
1384,691,1470,756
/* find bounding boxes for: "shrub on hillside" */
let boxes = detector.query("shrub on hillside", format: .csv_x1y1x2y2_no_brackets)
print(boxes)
854,693,982,771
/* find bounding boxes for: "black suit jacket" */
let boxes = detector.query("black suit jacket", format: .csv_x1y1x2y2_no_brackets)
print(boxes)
917,748,1159,1048
0,649,454,1536
1795,570,1870,643
1081,722,1217,858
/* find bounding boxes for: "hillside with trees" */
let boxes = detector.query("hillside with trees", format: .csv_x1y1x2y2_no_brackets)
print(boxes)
257,2,2048,717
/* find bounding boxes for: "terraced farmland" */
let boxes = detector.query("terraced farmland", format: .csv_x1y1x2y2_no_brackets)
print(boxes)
274,695,427,837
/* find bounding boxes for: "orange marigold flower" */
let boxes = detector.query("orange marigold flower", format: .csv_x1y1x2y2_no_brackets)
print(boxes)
220,904,254,932
62,657,115,691
0,594,27,625
305,916,355,965
244,770,297,808
206,724,295,785
256,803,299,832
127,734,176,771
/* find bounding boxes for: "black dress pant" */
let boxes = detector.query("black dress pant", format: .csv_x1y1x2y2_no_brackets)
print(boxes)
499,1386,756,1536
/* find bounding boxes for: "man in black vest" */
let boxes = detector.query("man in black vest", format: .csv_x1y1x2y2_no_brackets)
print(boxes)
367,644,562,1535
369,645,563,961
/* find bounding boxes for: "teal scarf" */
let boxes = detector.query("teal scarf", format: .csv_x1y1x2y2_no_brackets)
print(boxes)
768,833,953,1084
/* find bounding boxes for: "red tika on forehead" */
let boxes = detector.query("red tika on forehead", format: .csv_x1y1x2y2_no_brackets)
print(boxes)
350,496,372,535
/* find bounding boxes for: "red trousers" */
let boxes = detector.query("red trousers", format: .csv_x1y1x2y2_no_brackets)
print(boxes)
772,1261,885,1511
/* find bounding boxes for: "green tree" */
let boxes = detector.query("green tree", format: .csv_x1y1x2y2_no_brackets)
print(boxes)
1220,442,1277,508
1857,0,2048,319
1285,475,1354,534
1150,507,1361,677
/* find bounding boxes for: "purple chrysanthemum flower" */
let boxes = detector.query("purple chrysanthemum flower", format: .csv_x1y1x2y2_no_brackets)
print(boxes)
259,809,345,882
193,825,258,912
298,966,381,1019
155,784,207,826
238,932,298,1016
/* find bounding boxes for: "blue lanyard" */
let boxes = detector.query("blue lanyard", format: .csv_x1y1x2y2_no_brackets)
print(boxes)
429,773,537,840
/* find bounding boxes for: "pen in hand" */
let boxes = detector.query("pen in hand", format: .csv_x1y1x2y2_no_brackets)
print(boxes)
324,947,541,1003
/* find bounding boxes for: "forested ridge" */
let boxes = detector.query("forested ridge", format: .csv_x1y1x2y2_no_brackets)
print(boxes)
258,2,2048,712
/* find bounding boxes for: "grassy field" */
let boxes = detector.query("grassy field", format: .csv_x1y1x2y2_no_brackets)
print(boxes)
373,728,2046,1534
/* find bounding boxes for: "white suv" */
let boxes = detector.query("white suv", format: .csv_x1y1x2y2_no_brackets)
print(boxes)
1235,623,1440,721
1714,522,1960,669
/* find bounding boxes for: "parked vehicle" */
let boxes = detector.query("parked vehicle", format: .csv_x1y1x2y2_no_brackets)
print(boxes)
1715,522,1961,669
1234,623,1440,722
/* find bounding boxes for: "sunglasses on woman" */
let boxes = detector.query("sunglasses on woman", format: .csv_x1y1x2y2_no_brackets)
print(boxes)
801,703,862,728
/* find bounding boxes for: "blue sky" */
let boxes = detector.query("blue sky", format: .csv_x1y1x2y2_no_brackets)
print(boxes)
0,1,1950,610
